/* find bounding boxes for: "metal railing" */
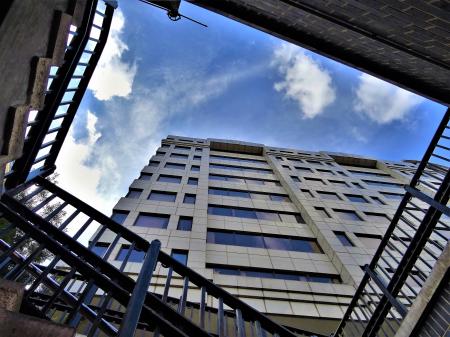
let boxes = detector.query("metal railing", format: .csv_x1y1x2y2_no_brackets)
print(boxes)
4,0,115,189
334,107,450,337
0,175,322,337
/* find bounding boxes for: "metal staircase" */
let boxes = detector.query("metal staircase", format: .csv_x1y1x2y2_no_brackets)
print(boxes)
4,0,114,189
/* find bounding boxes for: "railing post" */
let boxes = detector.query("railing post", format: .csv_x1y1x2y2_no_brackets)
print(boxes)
118,239,161,337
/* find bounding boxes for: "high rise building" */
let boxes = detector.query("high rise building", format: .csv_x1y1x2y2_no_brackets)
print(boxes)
96,135,442,335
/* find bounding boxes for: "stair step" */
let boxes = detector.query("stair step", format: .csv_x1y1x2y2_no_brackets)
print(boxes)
0,279,24,312
0,308,75,337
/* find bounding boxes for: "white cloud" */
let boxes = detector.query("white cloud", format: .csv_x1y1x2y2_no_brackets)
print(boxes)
272,43,336,118
354,73,424,124
56,111,116,214
89,9,137,100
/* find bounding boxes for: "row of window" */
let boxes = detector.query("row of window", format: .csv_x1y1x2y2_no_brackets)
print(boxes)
335,231,383,249
313,190,385,205
292,175,402,190
209,174,281,186
169,153,202,160
210,163,272,174
211,265,341,283
207,230,322,253
127,189,196,204
208,205,304,223
111,212,193,231
210,154,266,164
208,187,290,202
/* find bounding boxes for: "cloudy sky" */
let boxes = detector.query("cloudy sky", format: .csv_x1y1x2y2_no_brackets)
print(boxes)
55,1,447,214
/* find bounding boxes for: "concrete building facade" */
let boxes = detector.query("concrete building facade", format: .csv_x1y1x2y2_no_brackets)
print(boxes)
98,135,438,334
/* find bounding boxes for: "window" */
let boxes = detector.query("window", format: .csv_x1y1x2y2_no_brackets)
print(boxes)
208,174,281,186
171,250,188,265
207,230,322,253
161,144,170,148
195,148,202,152
352,182,364,189
296,166,312,173
365,212,390,223
348,170,390,178
315,207,330,218
210,265,340,283
269,194,290,202
187,177,198,185
116,245,145,262
363,180,403,189
111,211,129,224
306,160,323,165
356,233,382,249
334,210,362,221
207,205,304,223
282,165,291,170
139,173,152,180
155,151,165,156
304,177,325,185
134,213,169,228
317,169,334,176
209,163,272,174
91,242,109,257
291,176,301,182
174,145,190,150
158,175,182,183
209,154,266,164
318,191,341,200
381,192,404,200
183,194,196,204
148,191,177,202
165,162,185,170
345,194,368,203
302,189,314,198
191,165,200,172
177,216,193,231
149,161,160,167
126,188,142,199
209,188,250,198
193,155,201,160
334,232,354,247
371,197,385,205
329,180,348,187
170,153,188,159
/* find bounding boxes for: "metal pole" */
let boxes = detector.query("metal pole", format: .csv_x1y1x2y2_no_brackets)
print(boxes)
118,240,161,337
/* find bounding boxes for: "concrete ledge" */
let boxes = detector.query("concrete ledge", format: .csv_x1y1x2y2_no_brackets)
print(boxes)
0,308,75,337
0,279,25,312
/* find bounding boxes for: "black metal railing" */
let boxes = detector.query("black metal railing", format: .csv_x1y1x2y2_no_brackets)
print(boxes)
4,0,115,189
334,108,450,337
0,175,322,337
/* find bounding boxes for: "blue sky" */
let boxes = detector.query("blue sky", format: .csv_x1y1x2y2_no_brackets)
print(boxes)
55,1,448,213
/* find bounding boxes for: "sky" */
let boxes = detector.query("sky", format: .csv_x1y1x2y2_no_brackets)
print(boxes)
55,0,448,214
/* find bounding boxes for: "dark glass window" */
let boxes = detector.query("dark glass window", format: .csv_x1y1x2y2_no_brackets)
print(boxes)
155,151,165,156
195,148,202,152
209,163,272,174
126,188,142,199
317,191,341,200
187,177,198,185
381,192,404,200
149,161,160,167
352,182,364,189
208,205,304,223
111,211,128,224
334,210,362,221
134,213,169,228
315,207,330,218
329,180,348,187
158,175,181,183
170,153,188,159
191,165,200,172
183,194,196,204
171,250,188,265
371,197,385,205
139,173,152,180
291,176,301,182
211,265,340,283
356,233,382,249
193,155,201,160
269,194,290,202
148,191,177,202
177,216,193,231
209,154,266,164
317,169,334,175
349,170,390,178
363,180,403,188
296,166,312,172
165,162,185,170
282,165,290,170
161,144,170,148
208,174,280,186
365,212,390,223
207,230,322,253
174,146,190,150
91,242,109,257
301,189,314,198
116,245,145,262
209,188,250,198
345,194,368,203
304,177,325,185
334,232,354,247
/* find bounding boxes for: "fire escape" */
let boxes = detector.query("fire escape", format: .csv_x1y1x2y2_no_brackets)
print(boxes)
0,1,448,336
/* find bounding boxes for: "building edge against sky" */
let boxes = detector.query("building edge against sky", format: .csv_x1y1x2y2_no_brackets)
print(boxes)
94,134,440,335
